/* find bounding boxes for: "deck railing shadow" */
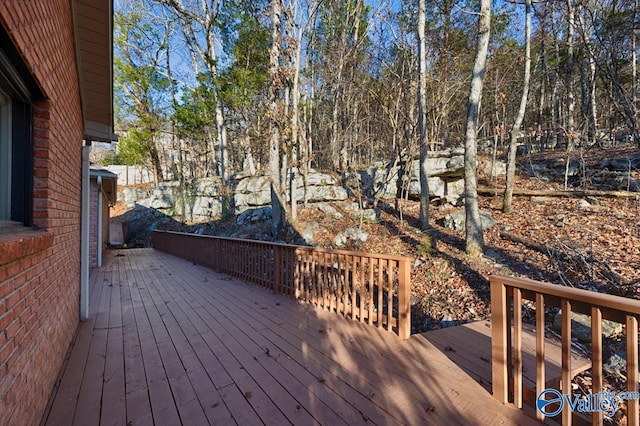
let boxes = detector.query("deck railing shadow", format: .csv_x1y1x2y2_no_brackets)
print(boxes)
147,242,537,424
152,230,413,339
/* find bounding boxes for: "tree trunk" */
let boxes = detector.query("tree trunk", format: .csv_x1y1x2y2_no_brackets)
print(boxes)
634,0,638,121
479,186,639,199
165,28,185,222
268,0,282,189
566,0,576,151
159,0,229,182
589,53,598,145
418,0,430,230
503,0,532,214
289,0,304,220
149,137,163,183
538,18,547,135
202,4,228,183
464,0,491,257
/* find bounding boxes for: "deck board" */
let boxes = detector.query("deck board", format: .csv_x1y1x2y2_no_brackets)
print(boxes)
42,248,540,426
424,318,592,396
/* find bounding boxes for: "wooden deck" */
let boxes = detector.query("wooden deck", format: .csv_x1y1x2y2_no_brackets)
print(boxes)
425,320,591,401
41,248,539,425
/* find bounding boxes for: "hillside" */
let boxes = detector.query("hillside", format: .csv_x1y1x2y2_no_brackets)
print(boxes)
111,146,640,335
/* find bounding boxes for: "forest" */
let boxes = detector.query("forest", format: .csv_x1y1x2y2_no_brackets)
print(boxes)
111,0,639,178
108,0,640,255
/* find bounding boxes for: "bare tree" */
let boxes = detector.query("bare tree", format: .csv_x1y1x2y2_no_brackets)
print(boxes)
418,0,430,230
464,0,491,257
566,0,576,151
503,0,532,214
268,0,283,189
158,0,230,183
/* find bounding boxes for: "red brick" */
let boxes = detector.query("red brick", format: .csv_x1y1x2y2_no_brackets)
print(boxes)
32,128,48,139
4,320,19,341
33,118,49,130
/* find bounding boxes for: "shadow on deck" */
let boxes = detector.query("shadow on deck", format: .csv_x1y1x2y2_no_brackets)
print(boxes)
41,248,538,425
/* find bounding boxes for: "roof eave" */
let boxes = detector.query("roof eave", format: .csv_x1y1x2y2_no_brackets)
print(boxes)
72,0,116,144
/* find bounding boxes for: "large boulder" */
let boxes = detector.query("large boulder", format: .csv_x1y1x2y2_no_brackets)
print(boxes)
482,160,507,177
351,149,466,203
316,203,342,219
334,227,369,248
236,207,272,225
189,196,222,220
301,221,325,245
410,149,465,178
233,171,348,213
147,182,180,210
121,186,151,207
443,210,497,232
233,175,272,210
406,176,447,198
553,311,623,343
134,178,225,221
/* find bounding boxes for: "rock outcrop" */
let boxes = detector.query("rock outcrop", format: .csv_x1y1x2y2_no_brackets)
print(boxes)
136,178,224,222
232,170,348,213
345,148,465,204
124,171,349,221
117,150,467,222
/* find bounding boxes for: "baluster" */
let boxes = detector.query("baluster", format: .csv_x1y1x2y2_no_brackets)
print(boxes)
513,288,523,408
359,256,365,323
368,258,375,326
352,256,358,320
377,259,384,329
387,260,393,331
536,293,546,422
561,298,572,426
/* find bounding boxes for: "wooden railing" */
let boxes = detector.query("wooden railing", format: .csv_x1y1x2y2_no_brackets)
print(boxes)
491,274,640,425
152,230,412,339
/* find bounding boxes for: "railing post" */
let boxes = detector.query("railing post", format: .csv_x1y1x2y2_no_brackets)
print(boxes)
274,245,281,293
536,293,546,422
398,258,411,340
627,315,639,426
491,275,509,404
591,307,603,426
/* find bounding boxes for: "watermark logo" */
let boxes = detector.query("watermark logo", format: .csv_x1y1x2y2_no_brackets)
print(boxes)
536,388,565,417
536,388,637,418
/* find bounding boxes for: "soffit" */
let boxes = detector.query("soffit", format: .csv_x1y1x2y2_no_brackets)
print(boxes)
73,0,116,143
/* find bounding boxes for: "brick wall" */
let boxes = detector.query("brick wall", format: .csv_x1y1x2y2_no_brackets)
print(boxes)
0,1,85,425
90,180,98,268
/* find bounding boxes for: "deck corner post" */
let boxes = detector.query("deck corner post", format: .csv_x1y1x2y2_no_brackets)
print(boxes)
490,275,509,403
398,259,411,340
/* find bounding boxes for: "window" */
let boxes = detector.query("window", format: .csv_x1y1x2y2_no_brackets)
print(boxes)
0,24,43,230
0,90,11,221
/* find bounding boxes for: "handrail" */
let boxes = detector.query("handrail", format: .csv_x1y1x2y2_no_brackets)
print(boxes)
491,274,640,425
152,230,412,339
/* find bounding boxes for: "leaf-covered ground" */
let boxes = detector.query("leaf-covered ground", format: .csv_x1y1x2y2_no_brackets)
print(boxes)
295,150,638,334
